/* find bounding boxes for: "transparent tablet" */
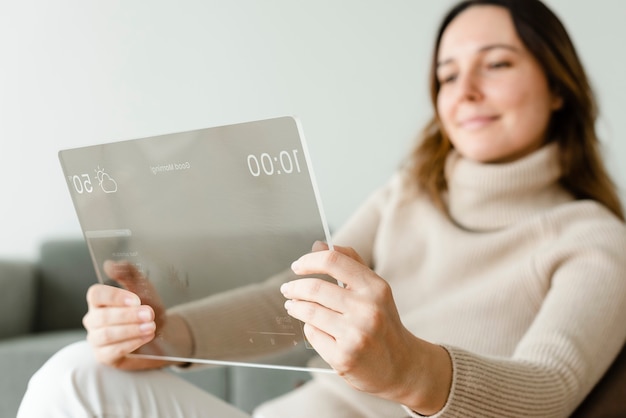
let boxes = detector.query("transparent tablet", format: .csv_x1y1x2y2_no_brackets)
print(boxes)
59,116,335,372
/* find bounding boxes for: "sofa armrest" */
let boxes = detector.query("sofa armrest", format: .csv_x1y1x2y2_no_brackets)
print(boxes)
0,259,37,339
571,343,626,417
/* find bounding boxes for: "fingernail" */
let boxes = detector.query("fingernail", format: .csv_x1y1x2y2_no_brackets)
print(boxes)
284,300,293,311
138,308,152,321
291,260,300,272
280,282,290,295
139,322,155,334
125,297,140,307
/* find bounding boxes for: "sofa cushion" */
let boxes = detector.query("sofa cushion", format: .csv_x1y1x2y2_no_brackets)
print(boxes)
34,239,97,332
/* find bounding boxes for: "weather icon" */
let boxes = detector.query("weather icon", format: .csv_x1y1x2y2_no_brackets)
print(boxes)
95,166,118,193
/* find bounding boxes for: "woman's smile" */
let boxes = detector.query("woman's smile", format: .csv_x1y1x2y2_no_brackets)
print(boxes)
456,114,499,130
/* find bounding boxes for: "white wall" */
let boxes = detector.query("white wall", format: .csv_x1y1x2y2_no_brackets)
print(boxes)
2,0,625,259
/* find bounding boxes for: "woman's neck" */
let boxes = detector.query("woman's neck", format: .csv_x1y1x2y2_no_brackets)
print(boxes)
444,143,574,231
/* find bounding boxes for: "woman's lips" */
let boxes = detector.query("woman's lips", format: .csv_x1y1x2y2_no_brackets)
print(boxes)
457,115,499,130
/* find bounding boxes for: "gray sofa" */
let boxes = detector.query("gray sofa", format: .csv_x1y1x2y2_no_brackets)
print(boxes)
1,238,624,417
0,238,312,417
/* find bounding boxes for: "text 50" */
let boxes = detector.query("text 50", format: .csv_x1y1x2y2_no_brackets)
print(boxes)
68,174,93,194
247,150,302,177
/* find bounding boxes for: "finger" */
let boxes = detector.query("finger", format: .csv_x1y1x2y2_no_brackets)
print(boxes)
291,250,369,289
102,261,163,321
86,283,141,308
104,259,140,279
333,245,366,265
281,278,347,314
301,322,337,361
311,240,329,252
311,241,366,265
103,260,148,292
93,334,154,366
83,305,154,330
284,298,344,338
87,321,156,348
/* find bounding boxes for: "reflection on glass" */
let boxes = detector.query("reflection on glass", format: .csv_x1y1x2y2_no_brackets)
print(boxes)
59,117,334,372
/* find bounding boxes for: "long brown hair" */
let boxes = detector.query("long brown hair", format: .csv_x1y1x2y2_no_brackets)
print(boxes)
407,0,624,221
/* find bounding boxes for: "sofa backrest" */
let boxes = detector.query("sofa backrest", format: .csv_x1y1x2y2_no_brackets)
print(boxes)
34,239,97,332
0,260,36,338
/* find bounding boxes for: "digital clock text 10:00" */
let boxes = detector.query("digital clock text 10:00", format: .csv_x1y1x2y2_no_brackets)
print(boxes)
246,150,302,177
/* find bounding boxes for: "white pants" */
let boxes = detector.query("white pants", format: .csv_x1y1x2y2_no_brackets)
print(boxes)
18,341,407,418
17,341,250,418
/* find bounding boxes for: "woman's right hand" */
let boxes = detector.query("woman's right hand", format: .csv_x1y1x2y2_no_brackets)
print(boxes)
82,260,171,370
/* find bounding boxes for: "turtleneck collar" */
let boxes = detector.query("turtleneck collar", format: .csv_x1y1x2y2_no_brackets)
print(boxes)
444,143,574,231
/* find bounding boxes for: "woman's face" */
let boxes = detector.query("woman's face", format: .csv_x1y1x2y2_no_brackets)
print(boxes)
436,5,562,163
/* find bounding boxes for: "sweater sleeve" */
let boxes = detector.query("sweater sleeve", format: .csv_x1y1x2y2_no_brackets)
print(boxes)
331,175,398,267
166,268,308,361
409,207,626,418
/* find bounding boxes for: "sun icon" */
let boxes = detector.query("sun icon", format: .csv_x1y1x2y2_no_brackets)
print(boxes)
94,166,105,185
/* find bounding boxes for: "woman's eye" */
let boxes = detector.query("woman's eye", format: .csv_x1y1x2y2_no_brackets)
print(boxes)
439,74,457,85
488,61,512,69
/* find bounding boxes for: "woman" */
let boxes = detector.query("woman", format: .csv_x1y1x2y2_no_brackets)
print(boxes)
19,0,626,417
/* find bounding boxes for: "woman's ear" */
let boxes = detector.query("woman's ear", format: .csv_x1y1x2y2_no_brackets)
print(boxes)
551,94,564,111
550,86,564,111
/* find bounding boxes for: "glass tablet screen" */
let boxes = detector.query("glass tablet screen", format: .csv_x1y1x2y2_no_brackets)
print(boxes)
59,116,334,372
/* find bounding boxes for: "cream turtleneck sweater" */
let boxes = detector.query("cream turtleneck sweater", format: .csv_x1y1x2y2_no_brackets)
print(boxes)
273,143,626,418
178,144,626,417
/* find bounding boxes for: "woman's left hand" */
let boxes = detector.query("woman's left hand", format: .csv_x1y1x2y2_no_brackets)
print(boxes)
282,241,452,414
281,242,424,403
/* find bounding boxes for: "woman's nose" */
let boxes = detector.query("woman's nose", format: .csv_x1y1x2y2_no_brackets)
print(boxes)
456,70,483,102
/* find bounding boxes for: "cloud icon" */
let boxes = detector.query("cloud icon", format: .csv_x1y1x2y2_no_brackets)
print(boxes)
95,167,118,193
